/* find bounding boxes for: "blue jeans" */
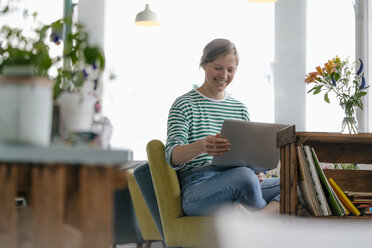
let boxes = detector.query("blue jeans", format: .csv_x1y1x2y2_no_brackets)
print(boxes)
179,167,280,216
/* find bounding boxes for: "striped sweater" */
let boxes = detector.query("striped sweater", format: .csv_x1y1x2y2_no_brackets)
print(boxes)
165,89,250,172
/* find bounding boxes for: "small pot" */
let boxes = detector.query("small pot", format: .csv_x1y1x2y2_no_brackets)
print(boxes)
56,92,96,133
0,66,53,146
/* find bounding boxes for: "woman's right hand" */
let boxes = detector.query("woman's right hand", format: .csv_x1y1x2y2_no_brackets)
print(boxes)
171,133,230,165
202,133,231,156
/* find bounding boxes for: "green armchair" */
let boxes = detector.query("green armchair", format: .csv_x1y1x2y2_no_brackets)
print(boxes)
146,140,214,248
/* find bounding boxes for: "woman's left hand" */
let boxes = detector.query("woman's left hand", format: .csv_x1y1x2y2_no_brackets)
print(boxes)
203,133,231,156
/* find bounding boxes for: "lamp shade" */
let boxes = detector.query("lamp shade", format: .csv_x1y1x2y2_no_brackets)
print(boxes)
135,4,159,26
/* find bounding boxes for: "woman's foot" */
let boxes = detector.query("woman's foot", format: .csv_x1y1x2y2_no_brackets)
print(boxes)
235,201,280,216
235,203,255,216
256,201,280,215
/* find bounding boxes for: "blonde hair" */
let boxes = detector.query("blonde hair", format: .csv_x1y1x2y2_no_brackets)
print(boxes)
200,38,239,67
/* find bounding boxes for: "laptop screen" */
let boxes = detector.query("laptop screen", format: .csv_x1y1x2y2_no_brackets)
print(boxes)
211,120,289,172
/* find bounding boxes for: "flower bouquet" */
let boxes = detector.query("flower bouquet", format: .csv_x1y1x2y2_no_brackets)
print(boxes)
305,56,369,134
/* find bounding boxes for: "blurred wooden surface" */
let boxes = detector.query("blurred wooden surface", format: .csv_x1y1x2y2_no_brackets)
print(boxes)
0,162,128,248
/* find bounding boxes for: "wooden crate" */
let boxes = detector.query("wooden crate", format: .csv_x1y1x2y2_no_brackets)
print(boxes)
277,125,372,218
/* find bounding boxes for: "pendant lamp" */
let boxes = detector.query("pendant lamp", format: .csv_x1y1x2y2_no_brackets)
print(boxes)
135,4,160,26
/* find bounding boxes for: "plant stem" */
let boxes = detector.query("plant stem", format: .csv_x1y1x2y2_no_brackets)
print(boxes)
63,0,73,71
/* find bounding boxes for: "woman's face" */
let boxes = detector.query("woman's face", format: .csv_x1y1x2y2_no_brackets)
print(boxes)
202,54,237,97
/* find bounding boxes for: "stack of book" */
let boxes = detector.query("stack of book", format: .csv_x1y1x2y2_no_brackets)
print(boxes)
345,191,372,216
297,145,362,217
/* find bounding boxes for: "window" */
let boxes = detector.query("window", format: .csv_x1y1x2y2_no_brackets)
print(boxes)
306,0,355,132
103,1,275,159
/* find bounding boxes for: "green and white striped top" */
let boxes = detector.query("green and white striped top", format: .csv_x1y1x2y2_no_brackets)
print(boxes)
165,89,250,172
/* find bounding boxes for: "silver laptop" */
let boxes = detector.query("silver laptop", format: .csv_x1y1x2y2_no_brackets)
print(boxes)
197,120,289,172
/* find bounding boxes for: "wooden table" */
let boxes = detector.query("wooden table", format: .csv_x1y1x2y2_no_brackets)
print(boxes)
0,144,133,248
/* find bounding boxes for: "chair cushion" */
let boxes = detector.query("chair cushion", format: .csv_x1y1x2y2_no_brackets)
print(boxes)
113,188,143,244
127,168,162,241
133,162,165,239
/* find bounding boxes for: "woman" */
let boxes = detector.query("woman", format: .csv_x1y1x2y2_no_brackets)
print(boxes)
165,38,280,216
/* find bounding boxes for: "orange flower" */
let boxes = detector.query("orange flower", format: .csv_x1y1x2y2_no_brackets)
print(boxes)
315,66,323,76
324,61,337,74
305,71,319,84
305,75,312,83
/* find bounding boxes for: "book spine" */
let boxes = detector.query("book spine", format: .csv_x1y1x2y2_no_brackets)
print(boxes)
328,178,361,216
303,146,331,216
339,200,351,215
310,147,346,216
296,146,321,216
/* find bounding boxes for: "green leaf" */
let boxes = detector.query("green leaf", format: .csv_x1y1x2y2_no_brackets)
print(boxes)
51,19,63,30
334,72,340,82
324,93,330,103
83,46,99,64
313,87,322,94
307,88,315,94
74,71,85,87
97,52,105,69
1,6,9,14
356,101,363,109
359,92,367,97
70,50,78,65
53,80,62,100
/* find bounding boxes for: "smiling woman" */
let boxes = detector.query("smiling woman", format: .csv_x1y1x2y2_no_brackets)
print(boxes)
198,39,239,100
199,54,238,100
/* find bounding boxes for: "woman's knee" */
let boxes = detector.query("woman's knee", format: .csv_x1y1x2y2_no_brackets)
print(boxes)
229,167,260,187
261,177,281,203
223,167,261,198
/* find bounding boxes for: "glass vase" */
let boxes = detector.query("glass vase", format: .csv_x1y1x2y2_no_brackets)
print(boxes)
341,113,359,134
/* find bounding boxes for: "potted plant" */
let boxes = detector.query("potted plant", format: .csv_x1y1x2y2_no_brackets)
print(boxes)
0,0,109,145
51,18,106,134
0,7,58,146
